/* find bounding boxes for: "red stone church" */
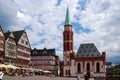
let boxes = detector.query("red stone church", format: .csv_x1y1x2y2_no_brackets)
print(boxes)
63,7,106,78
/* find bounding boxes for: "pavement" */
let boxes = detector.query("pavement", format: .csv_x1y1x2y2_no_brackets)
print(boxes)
3,75,95,80
3,76,77,80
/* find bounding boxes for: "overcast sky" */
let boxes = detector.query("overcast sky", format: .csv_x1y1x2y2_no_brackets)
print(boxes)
0,0,120,60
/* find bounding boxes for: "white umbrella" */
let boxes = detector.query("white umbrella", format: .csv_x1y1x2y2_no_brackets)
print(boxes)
43,70,51,73
0,64,7,68
7,64,19,69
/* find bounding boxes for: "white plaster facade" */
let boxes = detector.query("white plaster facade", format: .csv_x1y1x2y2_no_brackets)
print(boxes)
63,57,106,77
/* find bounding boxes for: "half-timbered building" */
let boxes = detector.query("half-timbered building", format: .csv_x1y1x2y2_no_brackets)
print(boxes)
31,48,60,76
12,30,31,67
0,26,4,63
4,31,17,65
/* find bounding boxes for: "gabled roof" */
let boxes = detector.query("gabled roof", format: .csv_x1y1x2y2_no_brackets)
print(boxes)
4,31,15,40
31,48,56,56
6,30,31,48
12,30,25,43
4,32,11,40
76,43,101,57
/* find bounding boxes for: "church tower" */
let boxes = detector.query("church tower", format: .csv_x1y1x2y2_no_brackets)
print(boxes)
63,7,74,76
62,7,106,78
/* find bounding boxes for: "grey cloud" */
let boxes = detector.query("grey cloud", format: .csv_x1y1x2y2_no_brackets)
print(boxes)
0,0,18,31
101,1,111,11
78,0,120,60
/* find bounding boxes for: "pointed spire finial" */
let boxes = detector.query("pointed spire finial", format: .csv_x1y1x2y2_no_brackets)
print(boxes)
65,6,71,25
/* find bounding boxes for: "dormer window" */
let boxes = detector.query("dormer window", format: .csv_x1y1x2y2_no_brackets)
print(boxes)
97,54,99,56
89,50,91,52
79,50,81,53
94,50,96,52
84,50,86,52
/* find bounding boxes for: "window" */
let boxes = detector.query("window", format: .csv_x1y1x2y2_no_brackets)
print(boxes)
89,50,91,52
79,50,81,53
68,70,70,75
67,61,69,65
7,43,15,50
71,42,72,50
87,63,90,72
21,39,24,44
77,63,81,73
67,42,69,50
84,50,86,52
96,62,100,72
26,41,28,45
66,70,67,75
67,33,69,40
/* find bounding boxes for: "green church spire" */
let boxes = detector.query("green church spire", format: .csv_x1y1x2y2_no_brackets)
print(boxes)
65,7,71,25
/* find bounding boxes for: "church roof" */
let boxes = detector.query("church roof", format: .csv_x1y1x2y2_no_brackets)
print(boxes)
76,43,101,57
65,7,71,25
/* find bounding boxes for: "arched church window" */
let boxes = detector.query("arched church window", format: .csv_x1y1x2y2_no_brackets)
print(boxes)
67,42,69,50
96,62,100,72
71,42,72,50
67,33,69,40
77,63,81,73
87,63,90,72
66,70,67,75
67,61,69,65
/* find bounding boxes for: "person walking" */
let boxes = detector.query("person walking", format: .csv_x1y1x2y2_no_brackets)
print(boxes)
77,74,80,80
0,69,4,80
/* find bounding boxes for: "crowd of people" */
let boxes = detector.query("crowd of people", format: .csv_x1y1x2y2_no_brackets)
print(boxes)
0,68,40,78
0,67,91,80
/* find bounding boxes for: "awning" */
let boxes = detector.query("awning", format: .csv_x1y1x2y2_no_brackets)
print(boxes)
43,70,52,73
6,64,20,69
0,64,7,68
21,67,43,72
